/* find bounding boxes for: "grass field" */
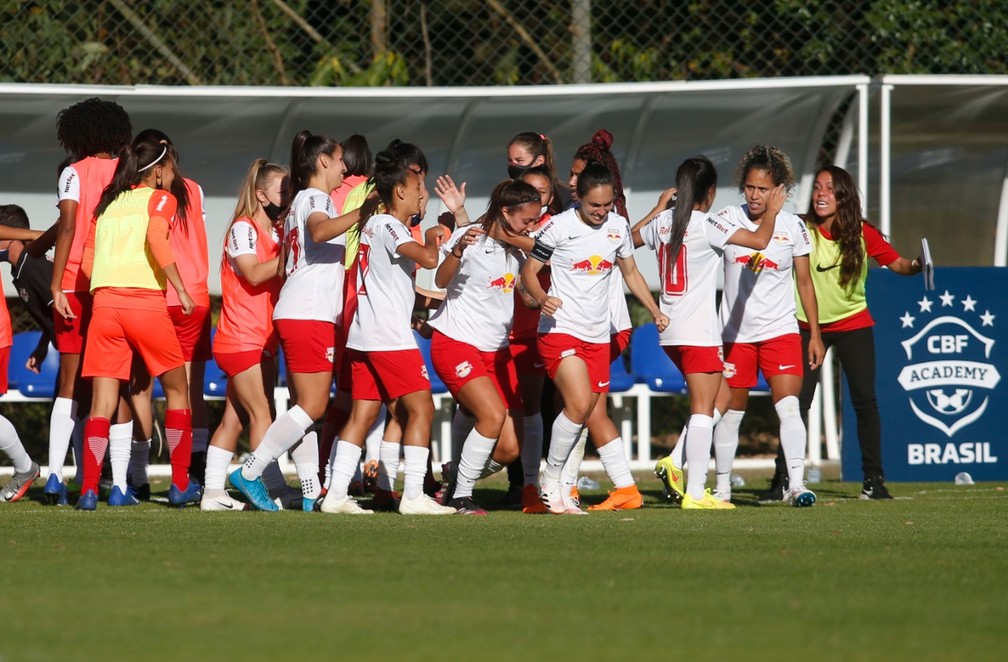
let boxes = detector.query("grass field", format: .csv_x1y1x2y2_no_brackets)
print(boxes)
2,475,1006,661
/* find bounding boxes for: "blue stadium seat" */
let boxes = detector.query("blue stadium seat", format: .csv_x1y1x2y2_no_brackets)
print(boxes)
608,354,635,393
413,331,448,394
8,331,60,398
629,323,687,394
202,327,227,397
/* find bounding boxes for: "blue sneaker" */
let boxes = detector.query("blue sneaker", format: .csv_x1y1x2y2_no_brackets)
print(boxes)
108,485,140,507
302,496,317,512
168,480,203,507
44,473,69,506
228,469,278,511
76,489,99,511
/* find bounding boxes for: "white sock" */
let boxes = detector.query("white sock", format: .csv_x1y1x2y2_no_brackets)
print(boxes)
291,432,321,500
453,428,496,500
242,405,313,480
520,413,543,485
685,414,714,500
327,439,362,500
130,439,151,487
46,397,76,479
204,445,233,492
597,437,634,489
480,458,505,478
450,409,475,463
364,428,381,465
0,415,31,473
108,422,133,492
544,411,583,482
402,445,429,500
262,462,288,491
713,409,744,492
377,440,401,492
560,428,588,493
192,428,209,454
671,423,687,469
776,396,807,488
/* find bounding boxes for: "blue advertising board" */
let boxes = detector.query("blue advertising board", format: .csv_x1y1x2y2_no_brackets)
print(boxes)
842,267,1006,481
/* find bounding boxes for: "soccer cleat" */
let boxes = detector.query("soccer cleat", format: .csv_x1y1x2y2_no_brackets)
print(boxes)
200,491,247,512
372,488,401,512
713,487,733,503
362,459,380,493
169,480,204,507
760,470,788,503
561,489,588,515
437,461,458,505
0,461,40,503
784,483,817,507
538,474,567,515
320,494,374,515
398,493,456,515
301,496,318,512
587,485,644,512
189,451,207,484
75,489,99,511
43,473,69,506
861,475,893,500
270,485,303,510
682,490,737,510
133,483,151,502
449,496,488,516
494,484,523,509
108,485,140,507
654,456,685,503
521,484,547,514
228,469,279,511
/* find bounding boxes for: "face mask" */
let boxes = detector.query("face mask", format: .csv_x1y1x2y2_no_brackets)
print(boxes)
410,213,422,227
263,202,285,222
508,163,533,180
0,248,8,262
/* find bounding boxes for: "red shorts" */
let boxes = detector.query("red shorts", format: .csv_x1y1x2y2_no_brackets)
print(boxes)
350,348,431,401
663,345,724,375
82,305,184,380
431,331,521,409
0,346,9,394
537,333,611,394
722,334,803,388
275,319,335,374
214,348,274,378
52,291,92,354
610,328,631,361
509,338,546,376
169,305,212,362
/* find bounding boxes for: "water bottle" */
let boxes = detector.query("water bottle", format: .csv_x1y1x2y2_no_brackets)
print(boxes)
807,467,821,484
730,473,746,488
954,472,974,485
577,475,600,490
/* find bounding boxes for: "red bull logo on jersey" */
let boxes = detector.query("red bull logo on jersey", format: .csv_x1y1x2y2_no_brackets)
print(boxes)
455,361,473,378
570,255,614,275
734,252,778,274
487,272,516,293
607,229,622,244
772,231,791,246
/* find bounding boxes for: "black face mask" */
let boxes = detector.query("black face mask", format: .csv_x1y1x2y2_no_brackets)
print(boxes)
507,163,534,180
263,202,285,222
409,213,422,227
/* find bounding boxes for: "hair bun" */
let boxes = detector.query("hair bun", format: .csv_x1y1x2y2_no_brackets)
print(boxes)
592,129,614,151
373,150,400,171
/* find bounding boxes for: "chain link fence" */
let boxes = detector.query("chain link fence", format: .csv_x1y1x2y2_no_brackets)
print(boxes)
3,1,1005,87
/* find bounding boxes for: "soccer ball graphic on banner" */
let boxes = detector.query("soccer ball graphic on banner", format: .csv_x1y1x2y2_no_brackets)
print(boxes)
925,388,972,415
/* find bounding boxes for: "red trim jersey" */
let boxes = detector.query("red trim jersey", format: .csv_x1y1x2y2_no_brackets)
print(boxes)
166,178,210,308
215,217,281,354
57,156,118,293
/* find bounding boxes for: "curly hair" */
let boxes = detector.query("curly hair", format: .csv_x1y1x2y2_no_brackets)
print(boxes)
574,129,627,219
56,97,132,159
809,165,867,289
735,144,796,192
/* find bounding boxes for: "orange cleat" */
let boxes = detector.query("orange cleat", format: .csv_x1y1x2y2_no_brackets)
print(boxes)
587,485,643,511
521,484,547,514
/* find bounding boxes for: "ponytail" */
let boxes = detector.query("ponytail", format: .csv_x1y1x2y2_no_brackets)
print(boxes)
289,129,340,199
133,129,189,228
666,156,718,268
574,129,627,219
94,135,171,219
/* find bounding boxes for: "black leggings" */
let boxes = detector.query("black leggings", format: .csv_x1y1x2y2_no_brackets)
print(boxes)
775,325,884,478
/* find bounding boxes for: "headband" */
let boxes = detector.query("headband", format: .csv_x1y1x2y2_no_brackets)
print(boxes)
138,145,168,172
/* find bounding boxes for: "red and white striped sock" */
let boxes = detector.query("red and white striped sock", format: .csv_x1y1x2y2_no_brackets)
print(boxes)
164,409,193,490
82,417,111,494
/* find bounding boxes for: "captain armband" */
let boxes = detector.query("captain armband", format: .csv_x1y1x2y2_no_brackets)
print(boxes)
530,239,554,263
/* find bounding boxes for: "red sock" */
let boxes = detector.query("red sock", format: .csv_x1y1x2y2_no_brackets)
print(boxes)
164,409,193,490
83,417,110,494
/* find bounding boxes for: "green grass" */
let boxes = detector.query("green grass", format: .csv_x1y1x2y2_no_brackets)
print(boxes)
2,477,1006,661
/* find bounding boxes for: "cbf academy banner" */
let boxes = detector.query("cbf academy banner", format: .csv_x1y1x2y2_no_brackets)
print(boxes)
842,267,1006,481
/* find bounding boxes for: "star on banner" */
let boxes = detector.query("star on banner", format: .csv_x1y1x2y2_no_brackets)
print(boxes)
939,290,955,307
962,295,977,312
917,297,933,313
900,311,916,328
981,310,996,327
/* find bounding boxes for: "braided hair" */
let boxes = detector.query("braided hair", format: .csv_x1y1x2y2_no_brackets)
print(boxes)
573,129,627,219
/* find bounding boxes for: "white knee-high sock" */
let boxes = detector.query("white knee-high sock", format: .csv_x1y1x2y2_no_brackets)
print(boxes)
520,413,543,485
204,445,233,493
402,445,429,500
544,412,583,483
242,405,313,479
46,397,76,479
328,439,362,500
597,437,634,488
377,440,401,491
108,422,133,492
291,432,321,500
560,428,588,493
671,422,687,469
450,409,475,463
364,420,383,464
130,439,151,488
453,428,496,500
776,396,807,488
713,409,745,492
0,416,31,473
685,414,714,500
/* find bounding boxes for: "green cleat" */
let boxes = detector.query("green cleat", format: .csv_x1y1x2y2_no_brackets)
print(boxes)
654,456,685,504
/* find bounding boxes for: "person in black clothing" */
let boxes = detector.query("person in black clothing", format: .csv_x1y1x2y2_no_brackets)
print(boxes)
0,205,56,372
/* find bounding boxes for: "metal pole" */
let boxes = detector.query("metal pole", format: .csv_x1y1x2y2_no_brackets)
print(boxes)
880,83,893,237
571,0,591,84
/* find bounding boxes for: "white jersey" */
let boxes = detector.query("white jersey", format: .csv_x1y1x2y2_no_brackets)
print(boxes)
347,214,419,352
608,268,632,333
640,209,739,346
226,219,279,261
273,188,346,324
57,165,80,202
717,205,811,343
428,228,522,352
533,208,635,344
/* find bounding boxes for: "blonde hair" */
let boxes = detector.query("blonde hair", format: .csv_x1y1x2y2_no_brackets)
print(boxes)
231,158,288,224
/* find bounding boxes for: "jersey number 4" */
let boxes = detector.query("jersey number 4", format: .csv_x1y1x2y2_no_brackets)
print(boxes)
658,243,688,296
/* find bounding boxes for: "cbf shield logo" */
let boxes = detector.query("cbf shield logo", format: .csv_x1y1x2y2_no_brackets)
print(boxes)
895,290,1000,437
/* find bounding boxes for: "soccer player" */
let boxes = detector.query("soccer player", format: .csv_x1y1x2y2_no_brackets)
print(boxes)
75,133,200,510
202,159,287,511
429,179,541,514
521,162,668,515
636,157,779,509
711,145,824,507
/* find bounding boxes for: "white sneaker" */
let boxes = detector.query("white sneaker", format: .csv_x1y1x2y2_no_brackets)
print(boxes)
539,474,566,514
320,494,374,515
713,487,732,503
398,493,456,515
784,483,817,507
200,491,247,512
562,489,588,515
